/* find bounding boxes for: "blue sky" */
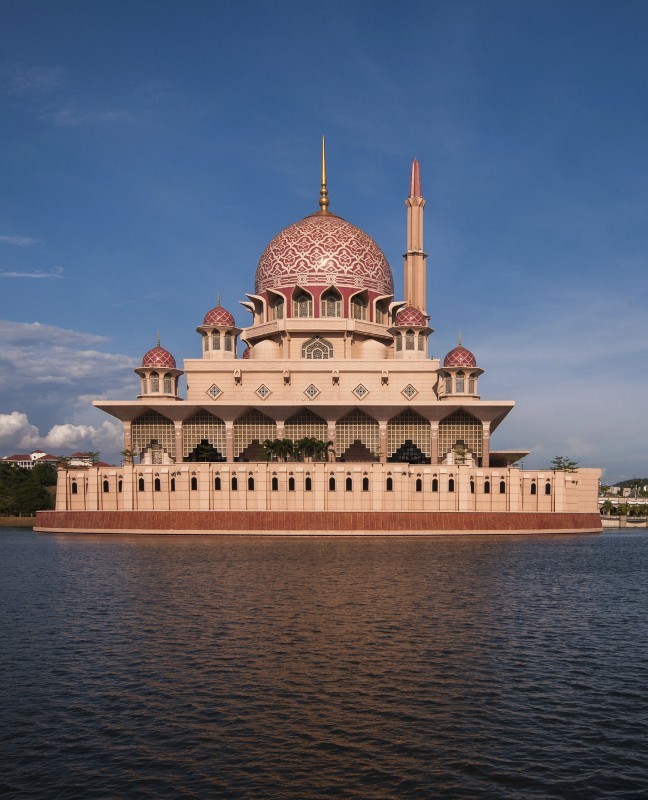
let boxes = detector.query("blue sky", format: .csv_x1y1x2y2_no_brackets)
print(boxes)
0,0,646,482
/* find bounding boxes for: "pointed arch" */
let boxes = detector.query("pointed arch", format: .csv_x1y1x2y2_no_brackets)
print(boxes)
132,410,175,461
438,409,482,462
335,409,379,462
183,410,226,461
292,288,313,318
387,410,431,463
284,408,328,443
350,290,368,321
302,336,333,359
320,287,342,317
233,409,276,460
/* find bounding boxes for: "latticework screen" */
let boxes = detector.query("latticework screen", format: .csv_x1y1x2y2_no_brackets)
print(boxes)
132,410,175,459
183,411,226,458
387,410,431,458
284,409,328,442
336,409,379,459
233,409,276,458
438,409,482,458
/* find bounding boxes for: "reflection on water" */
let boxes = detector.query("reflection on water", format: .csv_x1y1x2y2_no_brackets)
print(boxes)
1,530,648,798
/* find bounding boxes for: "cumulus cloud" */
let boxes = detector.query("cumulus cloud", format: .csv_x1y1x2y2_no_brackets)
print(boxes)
0,411,122,458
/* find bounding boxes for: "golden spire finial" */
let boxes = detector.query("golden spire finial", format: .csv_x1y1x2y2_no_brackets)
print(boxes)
157,330,160,347
217,291,221,308
319,136,330,214
458,330,462,347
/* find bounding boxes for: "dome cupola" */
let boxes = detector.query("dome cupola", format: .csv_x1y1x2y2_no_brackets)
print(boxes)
135,336,183,400
196,295,242,360
439,338,483,399
390,304,432,360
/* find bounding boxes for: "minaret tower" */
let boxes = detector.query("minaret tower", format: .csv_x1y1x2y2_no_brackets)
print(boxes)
403,159,427,313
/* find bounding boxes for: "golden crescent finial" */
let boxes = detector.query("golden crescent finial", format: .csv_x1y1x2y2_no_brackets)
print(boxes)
319,136,330,213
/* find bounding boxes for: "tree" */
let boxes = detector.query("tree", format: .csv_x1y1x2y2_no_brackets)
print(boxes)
84,451,100,464
120,448,138,464
550,456,579,472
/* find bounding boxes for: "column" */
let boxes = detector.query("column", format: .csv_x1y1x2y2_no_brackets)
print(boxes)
174,421,183,464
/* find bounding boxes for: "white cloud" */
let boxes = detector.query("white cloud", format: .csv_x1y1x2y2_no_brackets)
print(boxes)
0,65,66,94
0,235,39,246
0,411,122,458
0,411,40,451
0,268,62,279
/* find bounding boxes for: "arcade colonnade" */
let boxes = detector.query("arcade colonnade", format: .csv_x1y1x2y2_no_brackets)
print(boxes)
126,406,492,466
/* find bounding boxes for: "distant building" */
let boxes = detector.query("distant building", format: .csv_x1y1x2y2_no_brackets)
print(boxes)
1,450,58,470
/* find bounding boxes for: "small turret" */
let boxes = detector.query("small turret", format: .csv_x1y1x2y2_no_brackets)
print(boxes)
135,336,183,399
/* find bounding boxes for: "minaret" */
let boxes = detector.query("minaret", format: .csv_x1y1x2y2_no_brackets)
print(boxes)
403,159,427,313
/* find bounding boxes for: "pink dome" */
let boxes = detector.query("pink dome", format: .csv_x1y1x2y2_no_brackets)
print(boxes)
203,304,235,327
255,213,393,295
395,306,427,327
444,345,477,368
142,345,176,369
242,347,251,359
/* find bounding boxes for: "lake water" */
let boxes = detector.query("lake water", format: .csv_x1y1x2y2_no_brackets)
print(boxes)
1,528,647,799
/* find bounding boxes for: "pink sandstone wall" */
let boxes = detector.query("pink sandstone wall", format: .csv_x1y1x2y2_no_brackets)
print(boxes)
35,510,603,535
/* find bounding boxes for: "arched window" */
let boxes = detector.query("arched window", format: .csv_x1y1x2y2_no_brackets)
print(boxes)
103,479,109,493
470,479,475,494
376,305,386,324
191,476,198,491
396,335,402,351
484,479,490,494
248,476,255,491
170,478,175,492
456,371,465,393
499,480,506,494
415,478,422,492
71,481,78,494
362,476,369,492
293,290,312,318
321,288,342,317
345,476,353,492
432,477,439,492
118,479,123,493
302,337,333,360
469,375,476,393
163,376,172,394
272,476,279,491
418,333,425,351
445,374,452,394
531,482,537,495
305,475,312,491
224,333,233,352
150,372,159,393
141,378,147,395
154,477,161,492
386,476,393,492
270,296,284,321
351,295,367,320
288,476,295,492
406,329,415,350
448,478,455,492
545,482,551,495
138,477,145,492
212,331,220,350
214,476,221,491
329,475,336,491
231,475,238,491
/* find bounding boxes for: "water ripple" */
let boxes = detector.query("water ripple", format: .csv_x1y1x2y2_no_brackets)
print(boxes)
1,530,648,798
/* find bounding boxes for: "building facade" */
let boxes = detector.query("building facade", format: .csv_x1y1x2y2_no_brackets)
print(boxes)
37,148,601,534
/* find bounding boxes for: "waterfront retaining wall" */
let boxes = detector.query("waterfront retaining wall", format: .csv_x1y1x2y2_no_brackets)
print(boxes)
35,510,603,535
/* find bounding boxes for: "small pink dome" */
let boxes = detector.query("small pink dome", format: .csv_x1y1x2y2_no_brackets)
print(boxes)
395,306,427,327
242,347,251,359
444,345,477,368
255,213,393,295
142,345,176,369
203,305,235,327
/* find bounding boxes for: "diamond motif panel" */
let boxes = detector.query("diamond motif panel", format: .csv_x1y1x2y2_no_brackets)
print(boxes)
256,384,272,400
401,384,418,400
304,384,320,401
353,384,369,400
206,384,222,400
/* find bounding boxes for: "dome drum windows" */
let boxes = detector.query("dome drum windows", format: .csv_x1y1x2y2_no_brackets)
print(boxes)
292,290,313,318
320,288,342,317
350,293,368,321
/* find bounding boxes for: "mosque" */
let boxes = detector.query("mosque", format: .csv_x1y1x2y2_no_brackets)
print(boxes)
36,144,601,535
